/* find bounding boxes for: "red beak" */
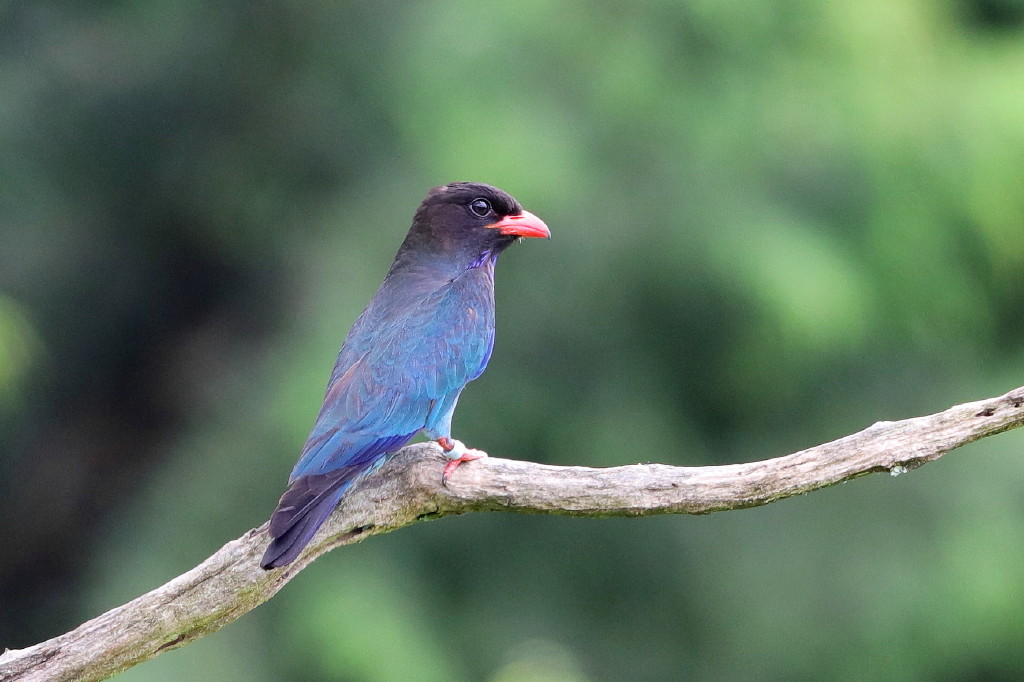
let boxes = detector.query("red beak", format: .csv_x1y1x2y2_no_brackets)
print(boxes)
487,210,551,239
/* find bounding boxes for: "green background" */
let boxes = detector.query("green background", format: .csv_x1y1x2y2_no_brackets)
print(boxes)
3,1,1024,679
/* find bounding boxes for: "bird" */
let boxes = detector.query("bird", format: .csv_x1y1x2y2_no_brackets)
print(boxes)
260,182,550,569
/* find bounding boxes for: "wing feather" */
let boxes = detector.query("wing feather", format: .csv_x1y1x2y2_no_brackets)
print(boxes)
289,267,495,480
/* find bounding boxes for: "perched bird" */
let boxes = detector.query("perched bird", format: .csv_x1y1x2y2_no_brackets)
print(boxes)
261,182,550,569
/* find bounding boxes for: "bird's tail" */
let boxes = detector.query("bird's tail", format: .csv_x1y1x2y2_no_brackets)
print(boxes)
260,471,352,569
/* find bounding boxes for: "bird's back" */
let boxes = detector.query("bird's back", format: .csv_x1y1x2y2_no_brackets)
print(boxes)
291,261,496,481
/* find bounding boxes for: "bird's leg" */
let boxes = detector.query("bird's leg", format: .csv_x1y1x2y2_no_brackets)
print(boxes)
435,436,488,483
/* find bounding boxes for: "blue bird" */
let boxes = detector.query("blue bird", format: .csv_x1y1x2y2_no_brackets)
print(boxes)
261,183,550,569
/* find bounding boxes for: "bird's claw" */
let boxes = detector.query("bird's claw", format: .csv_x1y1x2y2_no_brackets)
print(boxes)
437,437,488,485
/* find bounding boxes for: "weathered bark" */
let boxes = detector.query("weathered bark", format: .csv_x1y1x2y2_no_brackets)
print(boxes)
2,384,1022,682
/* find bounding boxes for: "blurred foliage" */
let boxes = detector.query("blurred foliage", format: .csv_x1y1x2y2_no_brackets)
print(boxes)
2,0,1024,680
0,294,39,417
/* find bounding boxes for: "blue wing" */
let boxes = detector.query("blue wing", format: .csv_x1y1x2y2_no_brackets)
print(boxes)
261,265,495,568
291,265,495,479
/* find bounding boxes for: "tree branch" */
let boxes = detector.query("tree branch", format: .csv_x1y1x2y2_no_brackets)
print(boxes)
3,385,1023,682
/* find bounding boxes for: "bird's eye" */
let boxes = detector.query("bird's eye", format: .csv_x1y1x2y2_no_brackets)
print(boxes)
469,198,492,217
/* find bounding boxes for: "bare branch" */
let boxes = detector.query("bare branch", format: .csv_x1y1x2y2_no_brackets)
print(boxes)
2,385,1023,682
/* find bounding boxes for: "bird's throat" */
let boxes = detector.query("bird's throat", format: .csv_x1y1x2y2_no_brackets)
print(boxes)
470,248,497,270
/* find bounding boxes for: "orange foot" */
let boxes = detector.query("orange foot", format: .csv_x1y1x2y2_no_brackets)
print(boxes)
436,437,488,483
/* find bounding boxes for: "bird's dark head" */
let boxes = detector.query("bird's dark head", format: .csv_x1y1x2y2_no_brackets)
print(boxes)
397,182,550,271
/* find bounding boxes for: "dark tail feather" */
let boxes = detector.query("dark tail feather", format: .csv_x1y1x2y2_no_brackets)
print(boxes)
260,472,352,569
